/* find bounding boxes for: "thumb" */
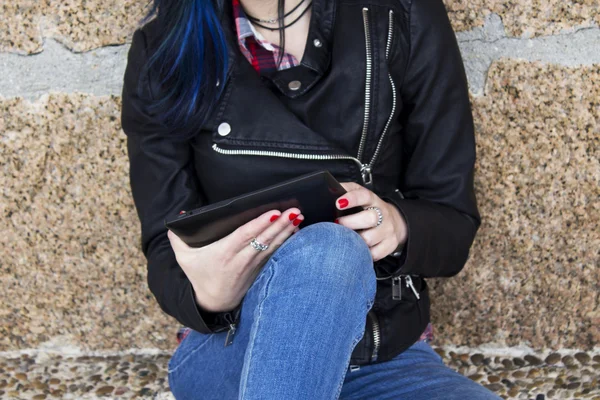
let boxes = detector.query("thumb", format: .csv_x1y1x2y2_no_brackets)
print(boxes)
167,229,193,253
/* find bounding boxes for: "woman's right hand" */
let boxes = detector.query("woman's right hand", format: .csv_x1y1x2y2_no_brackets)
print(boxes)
167,208,304,313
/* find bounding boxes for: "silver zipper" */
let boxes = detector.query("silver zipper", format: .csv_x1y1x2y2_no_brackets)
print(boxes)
223,312,238,347
368,10,398,173
212,144,365,171
356,7,373,166
369,310,381,362
405,275,420,300
211,8,397,189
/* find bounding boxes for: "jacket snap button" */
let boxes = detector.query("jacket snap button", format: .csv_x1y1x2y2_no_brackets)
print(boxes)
217,122,231,136
288,80,302,91
313,38,322,48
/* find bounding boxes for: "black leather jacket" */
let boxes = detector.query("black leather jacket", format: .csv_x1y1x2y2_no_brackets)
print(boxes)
121,0,481,365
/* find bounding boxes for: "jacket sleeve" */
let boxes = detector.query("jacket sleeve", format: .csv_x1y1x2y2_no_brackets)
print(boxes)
121,27,239,333
380,0,481,278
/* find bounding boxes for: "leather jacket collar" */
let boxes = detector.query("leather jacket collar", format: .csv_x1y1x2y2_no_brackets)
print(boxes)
217,0,336,98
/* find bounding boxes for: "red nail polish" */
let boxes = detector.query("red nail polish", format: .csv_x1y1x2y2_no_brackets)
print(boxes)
338,198,349,208
289,213,298,221
292,218,303,226
270,215,280,222
334,218,339,224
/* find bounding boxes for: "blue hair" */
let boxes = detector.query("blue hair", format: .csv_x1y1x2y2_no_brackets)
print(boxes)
138,0,229,140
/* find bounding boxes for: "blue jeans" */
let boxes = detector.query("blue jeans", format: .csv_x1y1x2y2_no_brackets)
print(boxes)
168,222,500,400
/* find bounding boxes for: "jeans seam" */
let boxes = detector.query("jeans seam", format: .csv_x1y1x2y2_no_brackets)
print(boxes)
238,257,277,398
334,299,375,400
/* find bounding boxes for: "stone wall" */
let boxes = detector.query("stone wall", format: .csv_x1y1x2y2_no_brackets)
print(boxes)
1,1,598,354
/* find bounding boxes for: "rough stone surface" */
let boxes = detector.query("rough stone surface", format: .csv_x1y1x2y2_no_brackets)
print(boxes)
429,60,600,350
0,93,174,351
457,14,600,95
0,352,173,399
0,39,130,101
443,0,600,36
1,347,599,399
1,1,599,54
0,1,146,54
0,2,44,54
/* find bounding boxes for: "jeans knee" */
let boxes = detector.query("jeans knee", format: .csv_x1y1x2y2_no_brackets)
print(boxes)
277,222,376,299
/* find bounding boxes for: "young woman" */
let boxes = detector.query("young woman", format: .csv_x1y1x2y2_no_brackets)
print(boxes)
121,0,500,398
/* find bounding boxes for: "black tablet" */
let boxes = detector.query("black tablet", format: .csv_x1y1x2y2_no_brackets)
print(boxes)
164,170,363,248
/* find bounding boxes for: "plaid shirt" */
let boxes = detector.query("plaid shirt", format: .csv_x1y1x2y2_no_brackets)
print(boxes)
232,0,300,73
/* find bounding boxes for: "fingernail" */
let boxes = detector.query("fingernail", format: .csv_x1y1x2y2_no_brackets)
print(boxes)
289,213,298,221
334,218,339,224
270,214,280,222
292,218,303,226
338,198,349,208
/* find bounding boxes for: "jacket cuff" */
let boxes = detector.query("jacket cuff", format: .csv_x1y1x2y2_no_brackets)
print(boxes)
379,189,435,276
380,189,407,261
380,189,478,278
184,284,242,333
379,191,423,276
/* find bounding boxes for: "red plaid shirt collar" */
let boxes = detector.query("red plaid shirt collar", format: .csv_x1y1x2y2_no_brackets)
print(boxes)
231,0,300,73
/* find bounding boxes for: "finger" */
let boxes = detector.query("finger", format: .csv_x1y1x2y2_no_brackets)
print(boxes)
242,208,304,257
336,185,377,210
357,226,385,248
230,208,289,250
336,208,382,231
260,212,303,254
167,229,194,253
369,240,392,262
255,208,303,249
339,181,364,192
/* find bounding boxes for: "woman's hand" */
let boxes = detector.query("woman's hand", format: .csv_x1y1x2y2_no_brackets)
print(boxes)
167,208,304,313
335,182,407,262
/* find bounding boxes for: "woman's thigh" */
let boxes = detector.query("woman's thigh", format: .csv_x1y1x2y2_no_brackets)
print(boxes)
339,340,502,400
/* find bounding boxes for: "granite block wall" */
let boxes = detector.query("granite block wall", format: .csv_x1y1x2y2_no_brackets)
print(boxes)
1,1,598,355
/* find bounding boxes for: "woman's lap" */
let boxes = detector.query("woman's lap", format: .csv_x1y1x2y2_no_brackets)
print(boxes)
168,222,377,399
167,223,499,399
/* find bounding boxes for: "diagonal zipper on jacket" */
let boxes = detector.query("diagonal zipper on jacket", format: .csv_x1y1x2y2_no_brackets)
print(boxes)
358,8,398,188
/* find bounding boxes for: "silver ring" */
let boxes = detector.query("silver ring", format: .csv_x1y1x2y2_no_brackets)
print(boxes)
250,237,269,252
366,206,383,227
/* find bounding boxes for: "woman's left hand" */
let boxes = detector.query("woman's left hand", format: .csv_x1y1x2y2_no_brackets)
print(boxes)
335,182,408,262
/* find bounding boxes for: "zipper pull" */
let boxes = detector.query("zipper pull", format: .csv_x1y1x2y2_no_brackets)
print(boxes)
223,312,238,347
394,188,404,199
224,323,237,347
361,164,373,188
405,276,420,300
392,276,402,300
